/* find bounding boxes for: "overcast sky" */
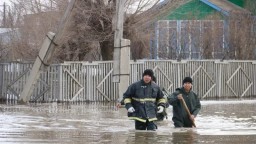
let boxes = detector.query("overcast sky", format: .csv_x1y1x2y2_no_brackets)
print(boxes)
0,0,166,12
0,0,165,6
0,0,12,5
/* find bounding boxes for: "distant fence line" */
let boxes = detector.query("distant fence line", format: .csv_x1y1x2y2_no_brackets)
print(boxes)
0,60,256,102
154,20,225,59
153,20,256,59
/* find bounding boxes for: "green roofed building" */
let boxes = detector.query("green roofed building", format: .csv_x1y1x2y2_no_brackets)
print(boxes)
164,0,255,20
166,0,220,20
150,0,255,60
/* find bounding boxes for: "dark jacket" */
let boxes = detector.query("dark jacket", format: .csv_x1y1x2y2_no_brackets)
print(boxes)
156,89,170,121
167,87,201,125
123,80,166,123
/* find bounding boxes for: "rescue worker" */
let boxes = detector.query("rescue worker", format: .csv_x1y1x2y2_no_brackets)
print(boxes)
123,69,166,130
167,77,201,128
117,75,157,109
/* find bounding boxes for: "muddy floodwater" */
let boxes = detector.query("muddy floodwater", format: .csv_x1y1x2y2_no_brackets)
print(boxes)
0,100,256,144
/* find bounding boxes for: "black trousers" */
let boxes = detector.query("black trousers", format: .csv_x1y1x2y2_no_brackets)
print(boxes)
135,120,157,131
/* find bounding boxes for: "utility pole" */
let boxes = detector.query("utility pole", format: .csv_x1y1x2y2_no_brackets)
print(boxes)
3,2,6,27
20,0,77,102
113,0,125,83
113,0,130,100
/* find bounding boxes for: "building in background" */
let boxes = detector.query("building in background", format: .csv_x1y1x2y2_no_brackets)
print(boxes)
150,0,256,60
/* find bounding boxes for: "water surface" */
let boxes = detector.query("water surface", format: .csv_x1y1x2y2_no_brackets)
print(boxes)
0,100,256,143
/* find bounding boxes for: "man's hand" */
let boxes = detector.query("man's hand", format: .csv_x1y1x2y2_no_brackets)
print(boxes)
190,115,195,121
127,107,135,113
177,94,183,100
157,106,164,113
116,103,122,109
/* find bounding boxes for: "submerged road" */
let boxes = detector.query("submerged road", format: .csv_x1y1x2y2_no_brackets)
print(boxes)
0,100,256,143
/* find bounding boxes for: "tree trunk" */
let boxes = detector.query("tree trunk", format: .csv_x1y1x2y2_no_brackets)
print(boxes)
100,41,114,60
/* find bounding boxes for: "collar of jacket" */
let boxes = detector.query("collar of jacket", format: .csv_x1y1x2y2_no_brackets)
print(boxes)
178,87,191,94
140,79,152,86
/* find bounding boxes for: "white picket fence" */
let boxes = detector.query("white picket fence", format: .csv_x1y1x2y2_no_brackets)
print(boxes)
0,60,256,102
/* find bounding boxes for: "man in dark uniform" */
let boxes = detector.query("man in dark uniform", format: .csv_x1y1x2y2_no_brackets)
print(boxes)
123,69,166,130
167,77,201,128
116,76,157,109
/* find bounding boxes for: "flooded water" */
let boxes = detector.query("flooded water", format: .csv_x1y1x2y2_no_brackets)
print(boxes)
0,100,256,144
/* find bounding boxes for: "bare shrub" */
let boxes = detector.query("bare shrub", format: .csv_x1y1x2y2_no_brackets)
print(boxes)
227,13,255,60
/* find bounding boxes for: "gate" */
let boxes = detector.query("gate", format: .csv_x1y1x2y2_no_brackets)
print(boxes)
1,60,256,102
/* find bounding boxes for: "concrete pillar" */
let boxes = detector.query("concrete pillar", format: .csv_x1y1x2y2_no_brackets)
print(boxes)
118,39,130,99
20,32,55,103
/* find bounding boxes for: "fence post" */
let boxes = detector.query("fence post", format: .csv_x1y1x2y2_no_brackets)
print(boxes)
0,63,3,100
177,63,181,87
58,64,63,102
218,63,222,97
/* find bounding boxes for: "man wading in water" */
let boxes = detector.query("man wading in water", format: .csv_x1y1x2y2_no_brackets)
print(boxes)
167,77,201,128
117,76,168,121
123,69,166,130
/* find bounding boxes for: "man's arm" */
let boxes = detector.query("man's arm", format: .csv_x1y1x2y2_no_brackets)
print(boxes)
167,91,180,106
123,84,135,110
156,87,166,107
192,93,201,117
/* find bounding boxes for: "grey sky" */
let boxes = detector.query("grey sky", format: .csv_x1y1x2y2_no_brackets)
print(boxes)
0,0,11,5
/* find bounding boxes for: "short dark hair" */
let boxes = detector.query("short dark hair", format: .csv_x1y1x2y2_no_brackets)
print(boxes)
183,77,192,84
143,69,154,78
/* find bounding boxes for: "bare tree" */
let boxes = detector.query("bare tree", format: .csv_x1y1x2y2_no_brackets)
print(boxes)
55,0,182,61
6,0,254,62
0,0,68,61
1,0,169,61
55,0,115,61
227,13,255,60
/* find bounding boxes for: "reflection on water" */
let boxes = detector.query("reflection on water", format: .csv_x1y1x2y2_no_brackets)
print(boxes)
172,130,198,144
0,100,256,143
